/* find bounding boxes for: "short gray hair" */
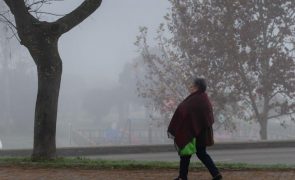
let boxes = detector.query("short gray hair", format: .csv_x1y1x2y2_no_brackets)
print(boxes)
193,78,207,92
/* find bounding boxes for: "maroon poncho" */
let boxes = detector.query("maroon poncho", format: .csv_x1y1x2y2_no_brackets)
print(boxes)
168,91,214,148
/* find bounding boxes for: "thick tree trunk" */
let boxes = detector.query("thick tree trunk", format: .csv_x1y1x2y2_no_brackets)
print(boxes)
28,41,62,160
258,118,268,140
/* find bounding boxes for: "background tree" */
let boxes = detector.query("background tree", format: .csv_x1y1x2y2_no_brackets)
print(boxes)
83,62,145,126
135,0,295,140
1,0,102,159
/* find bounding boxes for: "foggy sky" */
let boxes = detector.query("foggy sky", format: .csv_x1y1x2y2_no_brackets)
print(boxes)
47,0,171,86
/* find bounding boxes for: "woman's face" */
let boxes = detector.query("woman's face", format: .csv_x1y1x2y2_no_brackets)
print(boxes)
189,84,198,94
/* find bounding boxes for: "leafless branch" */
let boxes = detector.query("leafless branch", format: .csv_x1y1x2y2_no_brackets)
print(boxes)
27,0,52,9
268,112,295,120
26,0,64,8
0,13,16,29
25,0,66,19
0,12,20,42
0,20,21,42
28,10,64,17
269,90,290,101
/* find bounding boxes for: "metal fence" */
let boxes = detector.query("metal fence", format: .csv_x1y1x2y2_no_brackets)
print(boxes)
70,126,171,147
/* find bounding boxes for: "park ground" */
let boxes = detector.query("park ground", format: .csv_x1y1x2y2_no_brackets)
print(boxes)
0,167,295,180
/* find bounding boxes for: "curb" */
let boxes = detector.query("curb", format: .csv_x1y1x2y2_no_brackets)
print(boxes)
0,140,295,157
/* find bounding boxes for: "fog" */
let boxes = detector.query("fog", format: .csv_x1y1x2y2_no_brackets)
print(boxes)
0,0,171,149
0,1,295,149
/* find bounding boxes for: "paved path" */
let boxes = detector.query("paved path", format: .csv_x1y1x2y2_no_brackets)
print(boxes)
90,147,295,165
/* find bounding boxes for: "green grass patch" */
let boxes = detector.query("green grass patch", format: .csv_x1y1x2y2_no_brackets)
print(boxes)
0,157,294,171
214,162,295,171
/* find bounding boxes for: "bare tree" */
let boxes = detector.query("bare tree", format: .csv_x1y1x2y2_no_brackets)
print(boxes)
1,0,102,159
135,0,295,140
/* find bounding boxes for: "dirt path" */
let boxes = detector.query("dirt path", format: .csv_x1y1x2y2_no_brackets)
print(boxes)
0,167,295,180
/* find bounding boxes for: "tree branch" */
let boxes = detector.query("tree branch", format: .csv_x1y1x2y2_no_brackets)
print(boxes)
26,0,63,9
3,0,29,18
268,112,295,120
28,10,64,17
0,13,16,29
269,89,291,101
0,8,20,42
6,23,21,42
3,0,39,34
236,53,261,120
55,0,102,34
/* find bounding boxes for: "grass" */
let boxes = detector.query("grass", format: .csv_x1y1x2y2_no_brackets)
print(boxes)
0,157,294,171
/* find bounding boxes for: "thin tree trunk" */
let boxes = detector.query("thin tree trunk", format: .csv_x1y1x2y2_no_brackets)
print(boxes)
258,118,268,140
29,41,62,160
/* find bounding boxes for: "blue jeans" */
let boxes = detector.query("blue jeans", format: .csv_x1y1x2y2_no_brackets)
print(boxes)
179,145,219,180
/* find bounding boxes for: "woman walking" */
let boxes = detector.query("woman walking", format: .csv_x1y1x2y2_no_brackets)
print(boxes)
168,78,222,180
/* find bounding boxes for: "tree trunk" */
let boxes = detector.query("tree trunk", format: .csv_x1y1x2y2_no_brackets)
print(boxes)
3,0,102,160
28,40,62,160
258,118,268,140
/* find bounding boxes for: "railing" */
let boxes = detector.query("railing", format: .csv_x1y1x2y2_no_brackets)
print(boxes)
67,120,295,147
70,127,170,146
